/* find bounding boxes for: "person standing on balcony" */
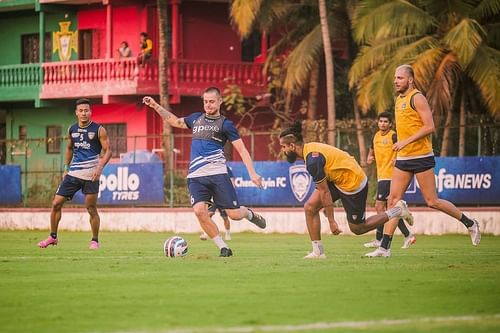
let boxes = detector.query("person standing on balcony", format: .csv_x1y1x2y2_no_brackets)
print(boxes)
38,98,112,250
143,87,267,257
118,41,132,58
137,32,152,66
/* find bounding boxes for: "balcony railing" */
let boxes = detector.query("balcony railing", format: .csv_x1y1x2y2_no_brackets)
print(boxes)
0,64,40,101
0,64,40,87
40,58,266,100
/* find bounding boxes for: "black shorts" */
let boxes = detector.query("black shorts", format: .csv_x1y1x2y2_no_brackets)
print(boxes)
376,180,390,201
328,182,368,225
56,174,99,200
395,156,435,174
208,204,228,218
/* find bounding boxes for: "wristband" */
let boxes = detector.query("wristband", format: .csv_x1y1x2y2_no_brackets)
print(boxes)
64,165,70,172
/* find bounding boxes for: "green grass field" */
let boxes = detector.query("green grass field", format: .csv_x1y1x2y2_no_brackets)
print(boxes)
0,231,499,333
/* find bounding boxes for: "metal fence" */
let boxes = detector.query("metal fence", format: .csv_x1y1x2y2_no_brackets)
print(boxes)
1,122,499,207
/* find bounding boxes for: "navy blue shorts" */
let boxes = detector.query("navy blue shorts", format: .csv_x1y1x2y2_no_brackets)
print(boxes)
328,182,368,225
56,174,99,200
188,174,239,209
376,180,391,201
395,156,435,174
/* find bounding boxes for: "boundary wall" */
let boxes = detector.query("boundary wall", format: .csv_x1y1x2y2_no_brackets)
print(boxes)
1,208,499,236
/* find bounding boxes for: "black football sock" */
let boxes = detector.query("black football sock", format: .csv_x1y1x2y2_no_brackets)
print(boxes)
381,234,393,250
91,237,99,243
459,214,474,228
50,232,57,239
398,219,410,237
376,226,383,241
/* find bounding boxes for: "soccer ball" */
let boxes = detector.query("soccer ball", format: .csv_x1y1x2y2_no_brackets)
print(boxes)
163,236,188,257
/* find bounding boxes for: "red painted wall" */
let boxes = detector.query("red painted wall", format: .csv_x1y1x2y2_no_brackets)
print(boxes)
181,2,242,61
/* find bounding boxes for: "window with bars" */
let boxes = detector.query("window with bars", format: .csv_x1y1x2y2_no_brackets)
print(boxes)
46,126,62,154
105,123,127,157
21,33,52,63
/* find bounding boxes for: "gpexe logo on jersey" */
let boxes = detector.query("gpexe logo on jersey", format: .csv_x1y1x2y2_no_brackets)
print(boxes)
289,164,312,202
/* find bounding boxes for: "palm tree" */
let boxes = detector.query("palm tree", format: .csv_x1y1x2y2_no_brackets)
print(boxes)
318,0,336,145
157,0,173,204
349,0,500,156
230,0,339,145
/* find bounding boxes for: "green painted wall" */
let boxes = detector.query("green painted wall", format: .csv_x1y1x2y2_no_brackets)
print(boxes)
5,105,76,204
0,11,77,66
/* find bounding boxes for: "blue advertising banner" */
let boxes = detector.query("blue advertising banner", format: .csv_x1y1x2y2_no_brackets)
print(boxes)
73,163,164,205
0,165,22,204
228,161,315,206
404,157,500,205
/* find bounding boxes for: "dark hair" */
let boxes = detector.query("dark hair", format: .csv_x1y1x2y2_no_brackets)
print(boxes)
279,120,303,144
75,98,90,107
202,86,221,97
140,32,148,38
122,41,128,47
377,111,393,122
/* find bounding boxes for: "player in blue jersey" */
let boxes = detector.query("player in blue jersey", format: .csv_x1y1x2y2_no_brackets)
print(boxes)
143,87,266,257
38,98,112,250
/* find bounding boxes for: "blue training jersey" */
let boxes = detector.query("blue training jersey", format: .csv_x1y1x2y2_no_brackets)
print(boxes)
184,112,240,178
67,121,102,181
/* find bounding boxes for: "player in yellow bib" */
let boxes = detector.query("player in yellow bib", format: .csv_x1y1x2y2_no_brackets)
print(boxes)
279,121,413,259
365,64,480,257
364,112,416,249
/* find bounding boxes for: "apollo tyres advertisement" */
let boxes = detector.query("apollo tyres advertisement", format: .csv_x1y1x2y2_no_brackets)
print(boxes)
73,163,164,205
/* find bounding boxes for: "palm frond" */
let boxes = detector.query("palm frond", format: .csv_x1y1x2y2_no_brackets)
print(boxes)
471,0,500,20
355,64,397,114
466,45,500,115
484,22,500,48
230,0,264,38
283,25,324,93
443,18,486,67
353,0,436,43
349,35,438,88
420,0,477,17
425,53,462,118
412,47,446,91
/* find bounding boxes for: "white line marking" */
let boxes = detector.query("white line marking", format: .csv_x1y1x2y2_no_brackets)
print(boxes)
109,313,500,333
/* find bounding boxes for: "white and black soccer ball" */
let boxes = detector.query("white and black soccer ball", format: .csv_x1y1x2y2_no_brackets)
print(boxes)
163,236,188,257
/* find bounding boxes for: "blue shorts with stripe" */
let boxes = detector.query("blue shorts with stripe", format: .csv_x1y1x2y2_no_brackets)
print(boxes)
188,173,239,209
56,174,99,200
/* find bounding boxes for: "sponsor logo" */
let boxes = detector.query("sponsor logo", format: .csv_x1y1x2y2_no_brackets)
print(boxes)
74,142,91,149
71,132,80,138
407,168,492,193
289,164,312,202
234,177,287,190
192,125,220,134
99,167,140,200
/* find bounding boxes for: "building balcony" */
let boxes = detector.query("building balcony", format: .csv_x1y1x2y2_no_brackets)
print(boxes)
0,59,266,104
40,58,267,103
0,64,41,102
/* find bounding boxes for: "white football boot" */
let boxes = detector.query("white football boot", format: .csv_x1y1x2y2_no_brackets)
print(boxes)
303,252,327,259
364,239,382,248
364,247,391,258
395,200,414,226
468,219,481,246
401,234,416,249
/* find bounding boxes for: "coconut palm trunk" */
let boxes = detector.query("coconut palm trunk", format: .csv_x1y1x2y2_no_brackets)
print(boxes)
157,0,172,203
318,0,336,146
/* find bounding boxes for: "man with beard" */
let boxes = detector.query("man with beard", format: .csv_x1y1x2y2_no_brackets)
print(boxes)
365,64,480,257
279,121,413,259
